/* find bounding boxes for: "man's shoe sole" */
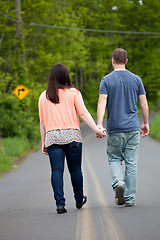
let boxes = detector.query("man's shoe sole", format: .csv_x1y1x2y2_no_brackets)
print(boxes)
76,196,87,209
125,202,136,207
115,186,125,205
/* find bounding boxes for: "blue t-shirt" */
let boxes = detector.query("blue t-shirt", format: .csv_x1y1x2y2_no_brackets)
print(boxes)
99,69,146,133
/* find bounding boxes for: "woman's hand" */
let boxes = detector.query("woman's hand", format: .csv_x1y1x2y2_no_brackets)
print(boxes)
42,143,48,155
95,126,106,138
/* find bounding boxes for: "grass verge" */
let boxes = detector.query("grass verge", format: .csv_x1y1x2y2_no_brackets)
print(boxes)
0,134,40,175
150,114,160,142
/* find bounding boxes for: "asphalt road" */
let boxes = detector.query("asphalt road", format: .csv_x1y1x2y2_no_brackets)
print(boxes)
0,122,160,240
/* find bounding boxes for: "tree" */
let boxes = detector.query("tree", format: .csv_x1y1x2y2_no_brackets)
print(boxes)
1,0,160,138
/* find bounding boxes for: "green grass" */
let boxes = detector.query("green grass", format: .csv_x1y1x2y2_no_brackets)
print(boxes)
150,114,160,142
0,135,40,174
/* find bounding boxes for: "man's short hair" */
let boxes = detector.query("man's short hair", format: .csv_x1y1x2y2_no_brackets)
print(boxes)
112,48,127,64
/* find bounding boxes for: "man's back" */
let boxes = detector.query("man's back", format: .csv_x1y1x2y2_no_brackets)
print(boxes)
99,69,146,133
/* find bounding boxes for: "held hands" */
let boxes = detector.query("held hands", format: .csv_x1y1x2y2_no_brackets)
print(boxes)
140,123,149,138
95,126,106,139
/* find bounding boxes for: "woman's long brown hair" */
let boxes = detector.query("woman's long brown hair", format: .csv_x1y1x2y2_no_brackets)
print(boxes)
46,64,74,103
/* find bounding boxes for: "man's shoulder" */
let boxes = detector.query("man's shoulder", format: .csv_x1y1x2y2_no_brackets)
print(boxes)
126,70,141,78
102,70,141,82
106,71,115,77
102,71,114,81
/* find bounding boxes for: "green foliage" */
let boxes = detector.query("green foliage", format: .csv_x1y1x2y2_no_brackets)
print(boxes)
2,137,30,157
1,0,160,107
150,114,160,142
0,153,14,173
0,93,39,138
0,136,40,173
1,0,160,172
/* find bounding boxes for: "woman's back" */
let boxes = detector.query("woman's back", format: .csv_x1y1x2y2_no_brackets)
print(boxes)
39,88,87,132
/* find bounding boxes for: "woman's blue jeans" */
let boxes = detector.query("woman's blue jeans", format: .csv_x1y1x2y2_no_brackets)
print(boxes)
46,141,83,207
107,131,140,203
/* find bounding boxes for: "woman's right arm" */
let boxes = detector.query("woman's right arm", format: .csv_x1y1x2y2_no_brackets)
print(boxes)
75,90,106,137
80,111,105,137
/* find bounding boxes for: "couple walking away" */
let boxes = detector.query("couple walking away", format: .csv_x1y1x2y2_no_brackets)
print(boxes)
38,48,149,214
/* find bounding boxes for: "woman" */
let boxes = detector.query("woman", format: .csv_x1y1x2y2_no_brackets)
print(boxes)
39,64,105,214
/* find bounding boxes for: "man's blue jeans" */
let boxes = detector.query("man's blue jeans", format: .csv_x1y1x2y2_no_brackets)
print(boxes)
107,131,140,203
46,141,83,207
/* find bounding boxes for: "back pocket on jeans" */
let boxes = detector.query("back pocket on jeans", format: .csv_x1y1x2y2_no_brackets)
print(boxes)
69,141,81,150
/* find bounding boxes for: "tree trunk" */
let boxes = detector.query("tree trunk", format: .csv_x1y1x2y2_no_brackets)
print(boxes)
15,0,21,39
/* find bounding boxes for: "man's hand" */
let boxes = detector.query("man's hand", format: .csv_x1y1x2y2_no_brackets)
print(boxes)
140,123,149,138
139,94,149,138
95,126,106,138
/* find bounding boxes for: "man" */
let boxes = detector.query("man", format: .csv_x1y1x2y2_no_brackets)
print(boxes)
97,48,149,207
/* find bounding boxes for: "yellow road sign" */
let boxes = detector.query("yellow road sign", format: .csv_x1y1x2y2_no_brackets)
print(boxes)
13,85,30,100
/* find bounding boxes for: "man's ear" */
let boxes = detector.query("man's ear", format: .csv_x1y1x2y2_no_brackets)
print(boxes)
112,58,115,64
125,59,128,64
